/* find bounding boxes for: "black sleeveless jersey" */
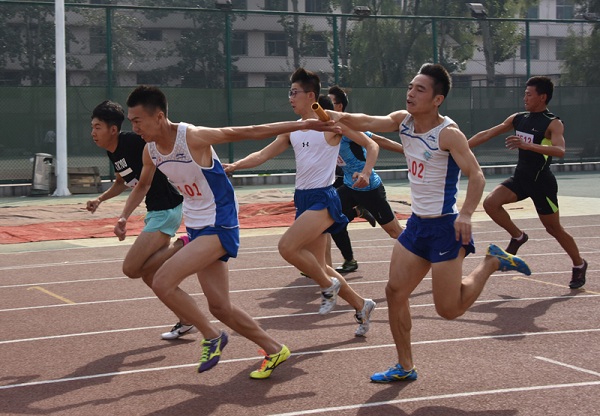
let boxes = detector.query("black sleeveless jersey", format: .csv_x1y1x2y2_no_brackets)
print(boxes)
512,109,559,177
107,132,183,212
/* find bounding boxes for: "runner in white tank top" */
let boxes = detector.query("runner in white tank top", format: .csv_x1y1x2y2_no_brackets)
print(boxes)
116,85,339,379
328,64,532,382
147,122,239,230
225,68,380,337
400,113,460,217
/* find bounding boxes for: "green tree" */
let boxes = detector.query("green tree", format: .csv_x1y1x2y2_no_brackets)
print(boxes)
342,0,528,87
562,0,600,85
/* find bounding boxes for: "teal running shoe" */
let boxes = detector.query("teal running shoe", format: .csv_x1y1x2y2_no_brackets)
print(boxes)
370,364,417,383
487,244,531,276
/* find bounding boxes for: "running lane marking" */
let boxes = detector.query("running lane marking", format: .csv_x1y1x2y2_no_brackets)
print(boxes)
27,286,75,304
535,356,600,378
513,276,600,295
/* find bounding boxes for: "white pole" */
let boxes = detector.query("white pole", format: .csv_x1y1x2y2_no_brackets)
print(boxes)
53,0,70,196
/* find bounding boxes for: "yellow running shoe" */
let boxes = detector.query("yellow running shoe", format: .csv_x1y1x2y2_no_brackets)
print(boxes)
250,345,291,379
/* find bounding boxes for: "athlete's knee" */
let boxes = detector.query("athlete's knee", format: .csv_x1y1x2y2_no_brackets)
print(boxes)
122,261,142,279
435,304,464,320
278,239,297,261
482,194,499,214
151,272,174,298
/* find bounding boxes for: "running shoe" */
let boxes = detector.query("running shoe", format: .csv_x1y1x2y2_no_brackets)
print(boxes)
355,298,376,337
487,244,531,276
249,345,291,379
161,322,196,340
569,259,588,289
197,331,228,373
370,364,418,383
319,277,341,315
335,259,358,274
505,232,528,255
357,206,377,227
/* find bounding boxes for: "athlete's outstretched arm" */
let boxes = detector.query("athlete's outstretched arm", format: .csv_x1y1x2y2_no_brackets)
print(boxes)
223,134,291,173
468,114,516,148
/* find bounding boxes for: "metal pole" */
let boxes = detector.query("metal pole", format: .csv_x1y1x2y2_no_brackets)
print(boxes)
332,16,339,85
225,11,234,162
525,20,531,80
53,0,71,196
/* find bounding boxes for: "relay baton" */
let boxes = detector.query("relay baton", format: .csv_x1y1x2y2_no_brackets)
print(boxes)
311,102,330,121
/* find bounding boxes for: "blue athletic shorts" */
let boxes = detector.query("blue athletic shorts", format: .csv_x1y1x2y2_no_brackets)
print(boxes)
187,225,240,262
294,186,349,235
143,203,183,237
398,213,475,263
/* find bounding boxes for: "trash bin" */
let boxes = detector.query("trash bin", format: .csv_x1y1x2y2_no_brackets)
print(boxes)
31,153,54,195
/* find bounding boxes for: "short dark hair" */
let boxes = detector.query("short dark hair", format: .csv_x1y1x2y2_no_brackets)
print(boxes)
526,76,553,104
318,94,334,111
92,100,124,130
290,68,320,97
418,63,452,99
126,85,168,116
327,85,348,111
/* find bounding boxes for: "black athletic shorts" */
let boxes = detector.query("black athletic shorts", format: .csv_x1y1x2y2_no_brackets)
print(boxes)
502,169,559,215
336,184,396,225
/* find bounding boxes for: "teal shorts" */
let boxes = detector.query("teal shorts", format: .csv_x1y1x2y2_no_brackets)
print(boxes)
142,203,183,237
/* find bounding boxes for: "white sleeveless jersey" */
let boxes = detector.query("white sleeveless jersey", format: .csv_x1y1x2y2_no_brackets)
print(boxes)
290,129,339,190
147,123,239,229
400,114,460,217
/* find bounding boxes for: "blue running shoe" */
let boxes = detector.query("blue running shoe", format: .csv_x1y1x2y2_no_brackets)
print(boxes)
487,244,531,276
370,364,417,383
197,331,228,373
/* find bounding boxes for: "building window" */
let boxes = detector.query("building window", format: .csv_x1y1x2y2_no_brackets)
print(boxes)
304,33,327,57
305,0,327,13
231,0,247,9
555,38,567,60
90,27,106,54
231,73,248,88
265,73,289,87
525,5,538,18
556,0,575,19
264,0,288,11
232,32,248,56
265,33,287,56
520,38,539,60
138,29,162,41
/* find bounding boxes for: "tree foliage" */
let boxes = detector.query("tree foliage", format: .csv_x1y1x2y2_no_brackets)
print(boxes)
562,0,600,85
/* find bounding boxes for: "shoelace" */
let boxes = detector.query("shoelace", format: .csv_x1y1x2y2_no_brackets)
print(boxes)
200,340,213,362
256,349,271,371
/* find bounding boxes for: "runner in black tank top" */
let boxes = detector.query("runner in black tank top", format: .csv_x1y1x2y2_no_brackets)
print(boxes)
88,100,196,341
469,76,588,289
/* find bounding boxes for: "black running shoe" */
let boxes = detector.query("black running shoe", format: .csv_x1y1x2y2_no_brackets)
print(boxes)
506,232,529,255
335,259,358,273
569,259,588,289
357,206,377,227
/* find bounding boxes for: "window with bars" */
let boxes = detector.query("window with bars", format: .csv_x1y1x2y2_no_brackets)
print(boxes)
265,33,287,56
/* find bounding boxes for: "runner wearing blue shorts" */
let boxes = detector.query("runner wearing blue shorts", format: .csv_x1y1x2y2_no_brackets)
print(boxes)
328,63,532,382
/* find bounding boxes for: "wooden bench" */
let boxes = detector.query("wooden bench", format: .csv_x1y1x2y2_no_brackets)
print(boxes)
68,166,102,194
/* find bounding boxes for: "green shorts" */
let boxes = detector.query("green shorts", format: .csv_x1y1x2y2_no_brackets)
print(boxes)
142,203,183,237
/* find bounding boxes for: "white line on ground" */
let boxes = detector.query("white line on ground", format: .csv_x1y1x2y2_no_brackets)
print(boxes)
267,380,600,416
1,295,599,343
1,328,599,391
535,356,600,378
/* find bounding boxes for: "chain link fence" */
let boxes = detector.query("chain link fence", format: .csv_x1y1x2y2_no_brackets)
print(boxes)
1,1,599,183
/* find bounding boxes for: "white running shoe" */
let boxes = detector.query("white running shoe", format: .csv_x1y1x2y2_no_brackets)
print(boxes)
354,299,376,337
161,322,196,340
319,277,341,315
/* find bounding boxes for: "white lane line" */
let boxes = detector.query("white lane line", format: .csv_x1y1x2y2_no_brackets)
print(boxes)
2,328,600,391
535,356,600,378
1,290,598,314
268,381,600,416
